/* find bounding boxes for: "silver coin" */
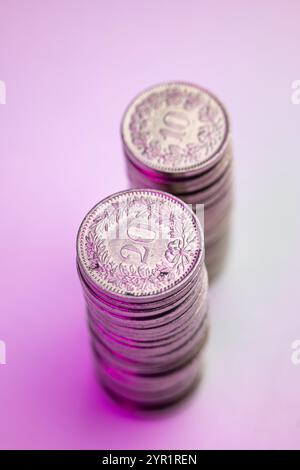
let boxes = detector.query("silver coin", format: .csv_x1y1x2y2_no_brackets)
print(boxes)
91,311,208,368
77,257,204,313
77,189,209,408
82,263,206,319
77,189,204,303
89,306,208,366
91,314,209,376
125,147,233,194
121,82,230,178
88,280,208,346
94,347,205,408
86,273,207,338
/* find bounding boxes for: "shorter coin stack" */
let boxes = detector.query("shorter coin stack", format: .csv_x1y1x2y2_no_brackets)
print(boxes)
77,189,208,408
121,82,233,279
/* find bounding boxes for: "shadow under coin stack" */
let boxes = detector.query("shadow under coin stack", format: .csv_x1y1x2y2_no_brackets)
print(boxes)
121,82,233,279
77,189,208,408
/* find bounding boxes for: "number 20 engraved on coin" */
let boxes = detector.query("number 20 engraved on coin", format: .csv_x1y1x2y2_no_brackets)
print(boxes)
77,190,203,298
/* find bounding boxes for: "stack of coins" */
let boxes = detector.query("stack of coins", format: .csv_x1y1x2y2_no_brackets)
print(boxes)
121,82,233,279
77,189,208,408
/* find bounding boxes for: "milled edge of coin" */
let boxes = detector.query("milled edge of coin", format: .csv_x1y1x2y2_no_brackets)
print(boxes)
121,81,230,177
77,252,202,310
126,146,233,191
77,189,204,302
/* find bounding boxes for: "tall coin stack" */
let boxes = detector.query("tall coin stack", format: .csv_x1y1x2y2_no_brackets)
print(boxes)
77,189,208,408
121,82,233,279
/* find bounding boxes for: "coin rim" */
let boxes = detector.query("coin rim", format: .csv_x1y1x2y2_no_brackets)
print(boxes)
77,189,204,302
121,81,230,177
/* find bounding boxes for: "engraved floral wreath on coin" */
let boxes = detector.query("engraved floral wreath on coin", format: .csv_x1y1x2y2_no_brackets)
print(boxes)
129,87,225,169
84,196,199,295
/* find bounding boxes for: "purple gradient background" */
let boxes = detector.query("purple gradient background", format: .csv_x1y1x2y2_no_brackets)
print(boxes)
1,0,300,450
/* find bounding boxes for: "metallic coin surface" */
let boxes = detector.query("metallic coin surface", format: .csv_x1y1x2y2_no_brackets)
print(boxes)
77,189,204,301
126,147,233,193
122,82,230,177
85,290,207,340
77,190,209,408
94,340,207,408
91,314,209,376
77,256,203,311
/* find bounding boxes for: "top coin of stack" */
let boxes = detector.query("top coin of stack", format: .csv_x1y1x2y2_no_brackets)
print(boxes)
76,189,208,408
121,82,233,278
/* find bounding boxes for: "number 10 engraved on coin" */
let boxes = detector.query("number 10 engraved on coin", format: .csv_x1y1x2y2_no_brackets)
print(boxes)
122,82,229,176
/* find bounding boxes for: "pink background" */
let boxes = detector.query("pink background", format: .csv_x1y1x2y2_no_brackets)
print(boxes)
1,0,300,450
